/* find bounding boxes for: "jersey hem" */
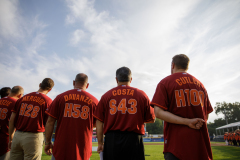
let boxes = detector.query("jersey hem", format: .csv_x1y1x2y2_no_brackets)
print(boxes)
93,115,103,122
150,102,168,110
45,111,58,119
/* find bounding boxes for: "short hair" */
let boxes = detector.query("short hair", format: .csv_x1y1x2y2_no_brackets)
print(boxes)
75,73,88,85
11,86,24,95
116,67,132,82
172,54,190,70
0,87,11,98
40,78,54,90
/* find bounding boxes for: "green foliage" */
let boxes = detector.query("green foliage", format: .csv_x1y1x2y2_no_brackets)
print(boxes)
215,102,240,123
146,118,163,134
207,102,240,136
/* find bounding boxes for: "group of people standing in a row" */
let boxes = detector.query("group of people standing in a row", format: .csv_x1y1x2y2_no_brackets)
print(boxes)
224,130,240,146
0,54,214,160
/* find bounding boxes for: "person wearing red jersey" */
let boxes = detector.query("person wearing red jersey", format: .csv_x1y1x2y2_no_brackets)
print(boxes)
94,67,155,160
0,87,11,99
224,132,228,145
44,73,98,160
0,86,24,160
151,54,213,160
9,78,54,160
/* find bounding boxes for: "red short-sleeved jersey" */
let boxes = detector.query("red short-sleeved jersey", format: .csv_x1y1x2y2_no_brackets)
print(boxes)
151,72,213,160
0,97,17,156
46,89,98,160
12,92,52,132
93,85,155,135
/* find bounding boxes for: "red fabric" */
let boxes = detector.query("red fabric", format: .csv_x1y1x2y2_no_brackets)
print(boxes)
46,89,98,160
12,92,52,132
151,72,213,160
0,97,17,156
93,85,155,135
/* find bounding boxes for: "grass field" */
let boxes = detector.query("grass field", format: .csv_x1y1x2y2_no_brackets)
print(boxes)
41,142,240,160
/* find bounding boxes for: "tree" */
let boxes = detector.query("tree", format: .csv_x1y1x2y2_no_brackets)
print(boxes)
146,118,163,134
214,102,240,124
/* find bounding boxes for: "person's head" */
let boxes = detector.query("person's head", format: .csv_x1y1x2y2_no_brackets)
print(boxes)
116,67,132,85
0,87,11,98
171,54,190,74
39,78,54,92
9,86,24,99
73,73,89,90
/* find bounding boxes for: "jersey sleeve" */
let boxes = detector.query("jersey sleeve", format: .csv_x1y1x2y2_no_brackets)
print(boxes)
150,82,169,110
142,92,155,122
93,96,105,122
92,98,99,125
43,98,53,125
11,98,21,113
206,94,213,114
45,96,59,120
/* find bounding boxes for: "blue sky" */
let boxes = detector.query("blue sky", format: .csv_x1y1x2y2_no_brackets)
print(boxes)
0,0,240,122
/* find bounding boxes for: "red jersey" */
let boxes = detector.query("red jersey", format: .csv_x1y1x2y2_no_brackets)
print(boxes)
12,92,52,132
93,85,155,135
0,97,17,156
151,72,213,160
46,89,98,160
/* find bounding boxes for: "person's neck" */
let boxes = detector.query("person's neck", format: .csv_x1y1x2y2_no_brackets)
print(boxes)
37,89,49,95
117,82,130,86
74,86,86,91
173,69,187,74
8,93,19,99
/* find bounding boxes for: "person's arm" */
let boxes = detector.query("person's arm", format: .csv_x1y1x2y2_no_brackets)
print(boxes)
8,112,16,150
154,106,205,129
44,116,56,156
96,120,104,154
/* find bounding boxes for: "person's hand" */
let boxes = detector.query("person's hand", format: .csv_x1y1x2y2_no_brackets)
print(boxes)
97,143,104,154
44,143,53,156
187,118,205,129
8,141,12,150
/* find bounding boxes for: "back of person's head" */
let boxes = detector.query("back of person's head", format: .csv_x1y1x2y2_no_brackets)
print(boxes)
116,67,132,82
172,54,190,70
11,86,24,96
40,78,54,91
75,73,88,85
0,87,11,98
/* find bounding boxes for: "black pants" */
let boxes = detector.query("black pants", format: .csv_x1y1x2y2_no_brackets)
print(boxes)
164,152,179,160
103,131,145,160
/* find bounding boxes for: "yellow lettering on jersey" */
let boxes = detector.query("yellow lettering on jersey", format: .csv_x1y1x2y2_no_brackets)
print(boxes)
76,95,79,101
129,90,134,96
175,79,182,86
23,96,27,101
69,94,72,101
112,90,117,96
184,77,189,83
29,96,34,101
80,95,85,101
122,89,126,95
72,94,76,100
188,77,193,84
88,99,92,105
64,95,68,101
84,97,89,103
117,89,121,95
127,89,131,95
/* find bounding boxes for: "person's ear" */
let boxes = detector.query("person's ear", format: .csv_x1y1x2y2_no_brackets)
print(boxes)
86,83,89,89
18,94,23,98
116,77,118,84
171,62,175,70
73,80,75,87
39,83,41,88
130,77,132,83
48,89,52,93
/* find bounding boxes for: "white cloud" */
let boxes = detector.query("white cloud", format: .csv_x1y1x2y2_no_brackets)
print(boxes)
70,29,86,45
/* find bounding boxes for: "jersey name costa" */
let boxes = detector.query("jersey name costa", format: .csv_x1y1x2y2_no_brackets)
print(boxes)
94,85,155,135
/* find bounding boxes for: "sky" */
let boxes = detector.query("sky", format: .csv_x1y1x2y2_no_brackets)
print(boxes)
0,0,240,123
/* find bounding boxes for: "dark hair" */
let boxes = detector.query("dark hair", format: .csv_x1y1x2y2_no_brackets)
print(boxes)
0,87,11,98
11,86,24,95
116,67,132,82
40,78,54,90
172,54,190,70
75,73,88,85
